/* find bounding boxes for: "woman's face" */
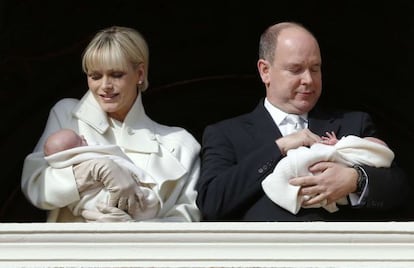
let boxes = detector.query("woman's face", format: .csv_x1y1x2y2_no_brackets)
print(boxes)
87,62,143,122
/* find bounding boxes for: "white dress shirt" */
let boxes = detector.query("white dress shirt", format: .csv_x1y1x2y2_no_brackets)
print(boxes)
263,98,308,135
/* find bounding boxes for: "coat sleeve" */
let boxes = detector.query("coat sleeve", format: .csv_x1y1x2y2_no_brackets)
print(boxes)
341,111,411,211
148,132,202,222
196,123,282,220
21,99,81,210
156,155,201,222
21,152,80,209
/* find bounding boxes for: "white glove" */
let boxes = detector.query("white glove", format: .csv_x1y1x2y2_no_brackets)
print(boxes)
81,203,133,222
73,158,144,212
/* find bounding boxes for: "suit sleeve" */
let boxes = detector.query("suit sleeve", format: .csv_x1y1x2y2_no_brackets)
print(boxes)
347,112,411,211
196,123,282,220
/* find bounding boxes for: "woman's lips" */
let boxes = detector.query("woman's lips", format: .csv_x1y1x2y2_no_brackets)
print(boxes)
100,93,119,101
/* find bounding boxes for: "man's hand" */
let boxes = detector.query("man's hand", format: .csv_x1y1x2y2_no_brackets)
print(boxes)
275,128,321,155
81,203,134,222
289,162,358,206
73,158,144,212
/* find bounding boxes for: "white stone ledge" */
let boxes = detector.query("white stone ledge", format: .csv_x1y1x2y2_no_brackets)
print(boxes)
0,222,413,267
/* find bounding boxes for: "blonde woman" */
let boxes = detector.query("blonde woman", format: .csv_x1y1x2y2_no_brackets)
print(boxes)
22,26,201,222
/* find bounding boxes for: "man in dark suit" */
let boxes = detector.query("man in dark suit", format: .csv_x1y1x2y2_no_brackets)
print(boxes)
196,21,411,221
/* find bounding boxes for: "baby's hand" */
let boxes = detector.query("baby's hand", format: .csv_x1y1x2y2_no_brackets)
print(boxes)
320,131,338,145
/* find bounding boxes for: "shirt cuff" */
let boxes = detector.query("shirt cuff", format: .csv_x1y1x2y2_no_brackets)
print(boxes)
349,177,369,206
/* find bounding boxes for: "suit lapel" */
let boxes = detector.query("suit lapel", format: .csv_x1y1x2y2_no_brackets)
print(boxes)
308,108,341,136
243,101,341,141
243,99,282,142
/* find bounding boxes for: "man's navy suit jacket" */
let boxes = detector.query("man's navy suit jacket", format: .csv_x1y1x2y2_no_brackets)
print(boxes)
197,99,411,221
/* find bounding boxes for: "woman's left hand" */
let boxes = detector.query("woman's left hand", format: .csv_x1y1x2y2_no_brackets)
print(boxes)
81,203,134,222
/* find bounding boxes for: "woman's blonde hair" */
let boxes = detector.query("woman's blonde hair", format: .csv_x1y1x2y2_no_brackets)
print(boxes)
82,26,149,91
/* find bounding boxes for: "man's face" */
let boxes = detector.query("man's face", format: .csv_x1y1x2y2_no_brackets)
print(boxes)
258,27,322,114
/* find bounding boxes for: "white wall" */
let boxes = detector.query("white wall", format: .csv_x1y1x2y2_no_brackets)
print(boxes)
1,222,413,268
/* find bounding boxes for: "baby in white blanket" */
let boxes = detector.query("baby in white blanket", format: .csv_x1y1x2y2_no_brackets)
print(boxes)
44,129,160,221
262,132,395,214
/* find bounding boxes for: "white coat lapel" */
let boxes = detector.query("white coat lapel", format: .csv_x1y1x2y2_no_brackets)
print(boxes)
73,91,110,134
124,106,187,185
74,92,186,186
146,144,187,186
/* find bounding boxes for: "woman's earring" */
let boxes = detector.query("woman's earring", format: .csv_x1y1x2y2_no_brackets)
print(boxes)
138,81,143,85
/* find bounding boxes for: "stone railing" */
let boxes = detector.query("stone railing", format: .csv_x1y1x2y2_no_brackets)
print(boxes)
1,222,413,267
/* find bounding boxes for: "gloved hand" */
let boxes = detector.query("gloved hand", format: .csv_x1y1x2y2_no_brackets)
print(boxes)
73,158,144,212
81,203,134,222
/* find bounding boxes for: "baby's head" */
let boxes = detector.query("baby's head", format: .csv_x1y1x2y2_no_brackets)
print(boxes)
44,129,88,156
363,136,388,147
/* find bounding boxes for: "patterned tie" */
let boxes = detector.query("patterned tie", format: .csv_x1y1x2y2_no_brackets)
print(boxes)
285,114,305,135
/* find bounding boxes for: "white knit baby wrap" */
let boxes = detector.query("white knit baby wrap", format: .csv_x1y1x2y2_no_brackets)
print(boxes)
261,135,395,214
45,144,160,220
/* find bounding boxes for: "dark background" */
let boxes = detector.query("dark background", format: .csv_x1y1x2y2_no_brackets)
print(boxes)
1,0,413,221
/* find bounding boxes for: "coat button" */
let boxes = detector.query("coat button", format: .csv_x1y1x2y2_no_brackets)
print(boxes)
258,168,264,173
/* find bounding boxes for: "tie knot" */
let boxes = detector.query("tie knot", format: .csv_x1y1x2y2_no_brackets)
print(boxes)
286,114,302,125
284,114,305,134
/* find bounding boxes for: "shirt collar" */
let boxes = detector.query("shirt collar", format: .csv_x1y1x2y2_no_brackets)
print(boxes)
264,97,308,126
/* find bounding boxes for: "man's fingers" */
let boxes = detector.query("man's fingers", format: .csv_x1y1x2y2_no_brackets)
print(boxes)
302,193,326,206
290,176,315,187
